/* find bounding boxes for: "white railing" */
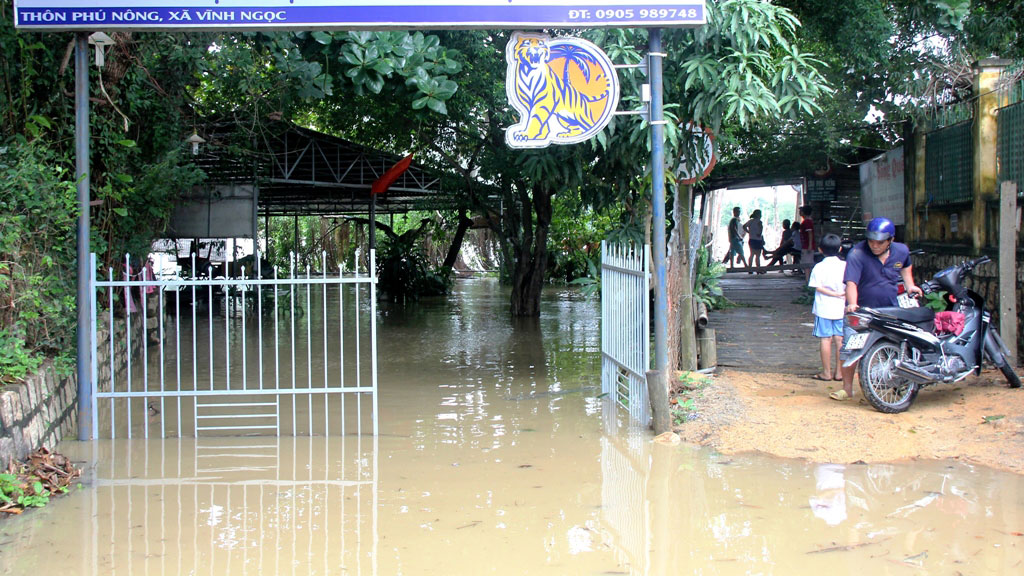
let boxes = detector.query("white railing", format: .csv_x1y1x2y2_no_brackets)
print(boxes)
89,251,378,438
600,241,651,426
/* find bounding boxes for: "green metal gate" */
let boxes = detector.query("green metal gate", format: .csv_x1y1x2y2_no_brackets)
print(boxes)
998,101,1024,195
925,120,974,205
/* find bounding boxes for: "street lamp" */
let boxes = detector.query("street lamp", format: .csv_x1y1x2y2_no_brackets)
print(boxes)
187,132,206,155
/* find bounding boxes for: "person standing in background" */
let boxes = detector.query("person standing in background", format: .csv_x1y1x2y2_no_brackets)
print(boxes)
722,206,748,269
799,205,815,278
744,209,765,274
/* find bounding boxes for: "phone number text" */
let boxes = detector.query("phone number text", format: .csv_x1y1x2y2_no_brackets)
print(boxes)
568,7,701,20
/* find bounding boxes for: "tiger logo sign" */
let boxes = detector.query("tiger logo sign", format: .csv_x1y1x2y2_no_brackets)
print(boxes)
505,32,620,149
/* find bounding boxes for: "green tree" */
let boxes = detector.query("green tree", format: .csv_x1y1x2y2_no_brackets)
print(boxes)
0,11,466,375
583,1,831,370
718,0,1023,184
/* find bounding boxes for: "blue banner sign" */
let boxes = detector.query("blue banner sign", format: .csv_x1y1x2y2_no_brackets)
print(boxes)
14,1,706,31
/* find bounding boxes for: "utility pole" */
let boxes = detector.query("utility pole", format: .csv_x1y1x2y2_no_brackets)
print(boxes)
75,33,93,440
646,29,671,434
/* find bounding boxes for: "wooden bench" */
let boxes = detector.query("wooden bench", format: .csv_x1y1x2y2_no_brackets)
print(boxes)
724,263,810,274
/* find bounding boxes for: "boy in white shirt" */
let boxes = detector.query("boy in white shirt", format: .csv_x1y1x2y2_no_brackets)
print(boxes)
808,234,846,389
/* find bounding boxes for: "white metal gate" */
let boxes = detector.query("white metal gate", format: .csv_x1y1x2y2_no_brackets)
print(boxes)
600,241,651,425
90,251,378,438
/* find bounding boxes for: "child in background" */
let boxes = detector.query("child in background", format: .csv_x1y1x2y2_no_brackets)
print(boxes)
808,234,846,387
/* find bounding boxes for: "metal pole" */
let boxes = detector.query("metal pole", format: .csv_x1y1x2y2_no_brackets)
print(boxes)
649,29,668,374
251,185,259,258
264,211,270,255
369,193,377,250
75,33,93,440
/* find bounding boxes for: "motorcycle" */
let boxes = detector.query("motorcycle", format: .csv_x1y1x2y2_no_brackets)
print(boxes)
842,255,1021,413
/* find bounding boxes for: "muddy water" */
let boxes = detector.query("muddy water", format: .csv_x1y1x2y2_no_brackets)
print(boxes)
2,279,1023,575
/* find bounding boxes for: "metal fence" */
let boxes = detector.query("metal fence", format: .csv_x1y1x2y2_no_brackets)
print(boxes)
600,241,650,426
998,60,1024,107
90,251,378,439
924,120,974,205
998,100,1024,197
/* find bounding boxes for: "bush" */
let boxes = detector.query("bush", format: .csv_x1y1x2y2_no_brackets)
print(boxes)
376,234,449,300
694,245,730,310
0,143,78,381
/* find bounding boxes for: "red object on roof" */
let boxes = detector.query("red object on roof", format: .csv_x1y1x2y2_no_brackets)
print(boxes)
372,154,413,196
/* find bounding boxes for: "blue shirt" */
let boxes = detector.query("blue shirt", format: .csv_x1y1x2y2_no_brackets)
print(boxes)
843,240,912,308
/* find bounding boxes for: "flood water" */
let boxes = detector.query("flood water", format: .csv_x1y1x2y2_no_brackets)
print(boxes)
2,279,1023,574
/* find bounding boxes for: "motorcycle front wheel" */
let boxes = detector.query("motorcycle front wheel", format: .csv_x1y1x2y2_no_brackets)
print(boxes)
985,330,1022,389
999,362,1022,389
859,341,919,413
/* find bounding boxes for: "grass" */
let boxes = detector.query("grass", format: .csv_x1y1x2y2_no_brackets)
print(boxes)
670,371,713,425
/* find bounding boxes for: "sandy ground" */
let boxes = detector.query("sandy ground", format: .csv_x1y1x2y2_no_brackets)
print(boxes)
672,368,1024,475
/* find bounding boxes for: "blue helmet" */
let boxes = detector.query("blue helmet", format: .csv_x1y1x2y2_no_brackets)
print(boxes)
865,217,895,241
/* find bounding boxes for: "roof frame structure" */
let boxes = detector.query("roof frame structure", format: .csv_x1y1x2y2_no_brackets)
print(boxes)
192,119,492,217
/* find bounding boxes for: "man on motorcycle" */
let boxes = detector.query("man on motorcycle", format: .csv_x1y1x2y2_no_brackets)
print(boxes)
835,217,922,400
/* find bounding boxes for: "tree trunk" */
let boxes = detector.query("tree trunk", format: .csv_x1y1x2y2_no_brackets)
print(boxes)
510,183,552,317
440,209,473,278
667,184,698,372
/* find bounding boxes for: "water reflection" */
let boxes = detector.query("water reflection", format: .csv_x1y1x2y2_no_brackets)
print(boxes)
598,427,1023,574
1,279,1022,575
809,463,847,526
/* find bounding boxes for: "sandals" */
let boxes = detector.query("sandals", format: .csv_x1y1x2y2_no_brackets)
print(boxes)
829,390,851,401
812,374,832,381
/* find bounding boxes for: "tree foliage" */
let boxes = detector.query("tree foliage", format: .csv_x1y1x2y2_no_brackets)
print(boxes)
0,144,77,379
0,8,467,376
717,0,1024,182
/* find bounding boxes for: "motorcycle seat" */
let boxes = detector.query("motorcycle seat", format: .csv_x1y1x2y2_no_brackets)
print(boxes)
874,306,935,325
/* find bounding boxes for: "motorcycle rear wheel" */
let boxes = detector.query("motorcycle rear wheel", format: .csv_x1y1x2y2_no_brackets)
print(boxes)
859,341,919,413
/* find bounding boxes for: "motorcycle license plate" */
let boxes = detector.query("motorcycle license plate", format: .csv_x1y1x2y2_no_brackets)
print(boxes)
897,293,918,308
845,333,869,351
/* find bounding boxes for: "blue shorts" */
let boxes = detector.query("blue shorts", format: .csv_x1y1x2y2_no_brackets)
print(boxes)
813,317,844,338
729,237,744,256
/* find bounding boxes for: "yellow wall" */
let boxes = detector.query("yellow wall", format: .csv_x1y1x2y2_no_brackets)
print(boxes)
909,58,1014,250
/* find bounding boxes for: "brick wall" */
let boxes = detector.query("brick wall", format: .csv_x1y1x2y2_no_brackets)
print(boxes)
0,319,139,466
0,361,77,467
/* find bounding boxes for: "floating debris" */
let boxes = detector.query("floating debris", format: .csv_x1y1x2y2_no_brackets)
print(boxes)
900,550,928,567
0,447,82,517
806,537,891,554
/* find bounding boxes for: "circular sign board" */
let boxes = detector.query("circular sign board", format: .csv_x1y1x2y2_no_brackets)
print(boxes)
676,122,716,185
504,32,620,150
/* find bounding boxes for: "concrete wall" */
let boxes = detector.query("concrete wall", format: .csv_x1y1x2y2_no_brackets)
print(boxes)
904,59,1022,360
0,361,77,467
0,319,140,465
